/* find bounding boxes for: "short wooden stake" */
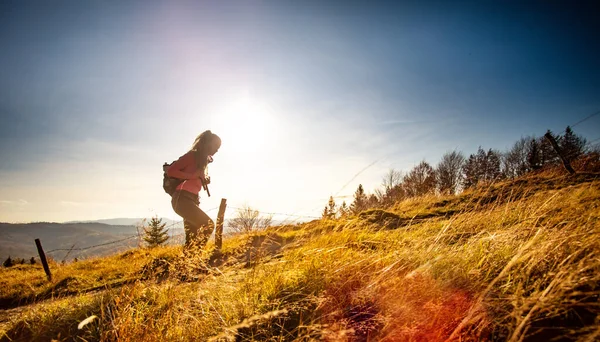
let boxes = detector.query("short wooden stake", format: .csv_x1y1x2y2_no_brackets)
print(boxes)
35,238,52,281
215,198,227,251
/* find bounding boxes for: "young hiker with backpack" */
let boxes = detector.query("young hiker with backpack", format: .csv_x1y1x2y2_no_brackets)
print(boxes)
164,130,221,250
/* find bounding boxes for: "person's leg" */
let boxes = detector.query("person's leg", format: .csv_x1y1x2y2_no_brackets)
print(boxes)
188,208,214,249
195,219,214,249
172,191,214,249
183,219,200,249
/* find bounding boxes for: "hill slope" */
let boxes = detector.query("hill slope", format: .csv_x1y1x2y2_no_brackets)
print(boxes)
0,172,599,341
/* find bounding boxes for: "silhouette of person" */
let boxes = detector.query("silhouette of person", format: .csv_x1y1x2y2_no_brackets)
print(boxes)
167,130,221,250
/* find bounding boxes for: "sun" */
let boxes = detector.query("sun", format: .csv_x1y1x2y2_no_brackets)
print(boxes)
213,94,276,156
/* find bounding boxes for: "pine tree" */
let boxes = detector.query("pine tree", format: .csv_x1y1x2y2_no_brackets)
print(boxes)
338,201,349,218
484,149,503,183
322,206,330,219
462,151,481,188
539,132,560,166
143,217,169,248
350,184,368,214
367,194,379,208
3,256,13,267
560,126,586,162
463,147,503,188
327,196,337,219
528,139,542,170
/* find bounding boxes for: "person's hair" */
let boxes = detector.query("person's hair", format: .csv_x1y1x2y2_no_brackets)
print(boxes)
190,130,221,173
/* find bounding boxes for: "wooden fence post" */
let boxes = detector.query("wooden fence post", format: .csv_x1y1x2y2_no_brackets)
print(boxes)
34,238,52,281
215,198,227,251
544,131,576,175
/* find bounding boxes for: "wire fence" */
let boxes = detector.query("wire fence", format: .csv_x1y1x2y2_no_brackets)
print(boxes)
45,235,139,254
28,204,323,263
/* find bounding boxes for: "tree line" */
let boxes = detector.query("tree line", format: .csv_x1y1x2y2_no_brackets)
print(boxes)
323,126,596,218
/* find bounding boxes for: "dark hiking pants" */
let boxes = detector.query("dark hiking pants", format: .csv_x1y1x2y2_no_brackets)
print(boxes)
171,190,214,250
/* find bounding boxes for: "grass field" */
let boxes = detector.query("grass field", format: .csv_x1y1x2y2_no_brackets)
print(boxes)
1,171,599,341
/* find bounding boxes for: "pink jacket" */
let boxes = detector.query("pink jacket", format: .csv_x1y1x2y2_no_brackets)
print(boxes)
167,151,205,195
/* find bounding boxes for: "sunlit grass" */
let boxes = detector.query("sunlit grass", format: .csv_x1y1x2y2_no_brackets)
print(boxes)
1,172,599,341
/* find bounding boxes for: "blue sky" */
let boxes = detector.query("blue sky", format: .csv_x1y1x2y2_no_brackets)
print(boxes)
1,1,599,223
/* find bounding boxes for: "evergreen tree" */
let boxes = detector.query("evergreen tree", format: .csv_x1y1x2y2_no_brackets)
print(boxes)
350,184,368,214
3,256,13,267
338,201,349,218
528,139,542,170
367,194,379,208
539,132,560,166
328,196,337,219
322,196,337,219
322,206,330,219
463,147,503,187
462,153,480,188
484,149,503,183
560,126,586,162
143,217,169,248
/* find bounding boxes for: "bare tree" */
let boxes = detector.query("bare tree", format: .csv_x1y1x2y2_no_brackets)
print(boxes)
382,168,402,192
503,137,533,178
376,169,404,206
435,151,465,194
229,205,273,234
403,161,436,197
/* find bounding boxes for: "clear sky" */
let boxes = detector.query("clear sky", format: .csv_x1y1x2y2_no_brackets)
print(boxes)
1,0,599,223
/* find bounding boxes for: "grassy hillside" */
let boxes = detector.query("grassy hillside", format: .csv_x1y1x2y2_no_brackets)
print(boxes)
1,171,599,341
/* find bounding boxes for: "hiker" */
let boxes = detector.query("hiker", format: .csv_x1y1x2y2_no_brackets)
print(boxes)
168,130,221,250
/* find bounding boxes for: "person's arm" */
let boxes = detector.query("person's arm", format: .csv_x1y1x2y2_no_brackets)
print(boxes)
167,152,199,180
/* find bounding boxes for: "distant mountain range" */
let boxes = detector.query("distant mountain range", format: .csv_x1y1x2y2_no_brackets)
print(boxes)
65,217,184,227
0,220,184,262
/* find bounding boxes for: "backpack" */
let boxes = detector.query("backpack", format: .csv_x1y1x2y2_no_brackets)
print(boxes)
162,162,183,196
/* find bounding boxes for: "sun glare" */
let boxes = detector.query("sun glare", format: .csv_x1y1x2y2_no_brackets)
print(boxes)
214,95,276,155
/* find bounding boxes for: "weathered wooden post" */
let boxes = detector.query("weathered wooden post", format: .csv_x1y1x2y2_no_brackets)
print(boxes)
215,198,227,251
544,131,576,175
34,238,52,281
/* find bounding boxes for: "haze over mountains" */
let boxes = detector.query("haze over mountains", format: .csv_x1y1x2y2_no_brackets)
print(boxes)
0,218,185,262
65,217,182,227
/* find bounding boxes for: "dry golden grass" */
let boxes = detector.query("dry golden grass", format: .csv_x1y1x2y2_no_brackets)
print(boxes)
1,171,599,341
